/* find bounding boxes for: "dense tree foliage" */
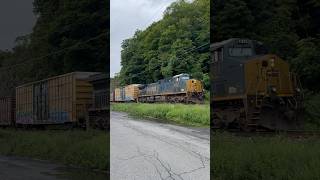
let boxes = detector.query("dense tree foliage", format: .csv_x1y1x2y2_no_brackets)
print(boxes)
0,0,109,96
119,0,210,89
212,0,320,92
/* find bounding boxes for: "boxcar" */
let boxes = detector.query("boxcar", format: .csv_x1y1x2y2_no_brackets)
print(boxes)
124,84,141,101
88,73,109,129
0,97,15,126
15,72,100,126
114,88,121,101
114,87,126,102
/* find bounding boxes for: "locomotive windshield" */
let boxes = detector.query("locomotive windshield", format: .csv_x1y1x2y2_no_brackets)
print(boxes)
173,74,190,82
229,47,253,57
255,43,268,55
181,76,189,80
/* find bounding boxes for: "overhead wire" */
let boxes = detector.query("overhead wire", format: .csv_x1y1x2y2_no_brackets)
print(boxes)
0,31,109,72
143,1,173,28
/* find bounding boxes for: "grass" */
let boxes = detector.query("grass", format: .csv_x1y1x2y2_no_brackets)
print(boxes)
304,93,320,130
212,132,320,180
0,129,109,171
111,103,210,127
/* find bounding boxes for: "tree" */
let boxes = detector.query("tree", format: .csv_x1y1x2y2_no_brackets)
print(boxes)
292,38,320,92
0,0,109,96
119,0,210,88
212,0,320,92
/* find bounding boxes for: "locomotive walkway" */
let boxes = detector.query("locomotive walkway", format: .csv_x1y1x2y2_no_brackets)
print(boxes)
0,156,108,180
110,111,210,180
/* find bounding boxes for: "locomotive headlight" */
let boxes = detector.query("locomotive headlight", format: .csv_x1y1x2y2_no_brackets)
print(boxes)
296,88,301,92
272,87,277,92
270,58,275,67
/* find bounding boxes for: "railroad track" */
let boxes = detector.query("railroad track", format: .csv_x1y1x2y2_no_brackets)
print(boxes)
212,129,320,138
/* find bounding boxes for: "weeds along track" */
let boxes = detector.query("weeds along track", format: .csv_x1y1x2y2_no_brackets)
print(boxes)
212,129,320,139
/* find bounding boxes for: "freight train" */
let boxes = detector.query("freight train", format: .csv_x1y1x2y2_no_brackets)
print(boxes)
0,72,109,130
211,38,303,131
111,73,204,104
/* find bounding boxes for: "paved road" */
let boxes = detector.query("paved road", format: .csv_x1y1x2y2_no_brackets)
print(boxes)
110,111,210,180
0,156,108,180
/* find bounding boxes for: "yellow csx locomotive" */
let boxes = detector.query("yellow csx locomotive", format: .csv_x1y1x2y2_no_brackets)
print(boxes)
211,38,303,131
111,74,204,104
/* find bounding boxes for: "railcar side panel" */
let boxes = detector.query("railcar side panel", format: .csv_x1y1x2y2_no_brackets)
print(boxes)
110,92,115,102
124,84,140,101
0,97,15,126
75,79,94,122
47,74,74,124
114,88,123,101
16,72,99,125
88,74,109,129
16,84,34,124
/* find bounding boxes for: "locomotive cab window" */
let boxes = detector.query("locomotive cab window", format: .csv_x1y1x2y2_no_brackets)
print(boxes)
229,47,253,57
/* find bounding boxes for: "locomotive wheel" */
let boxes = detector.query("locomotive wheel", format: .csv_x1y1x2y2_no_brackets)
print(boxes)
213,109,242,131
212,116,223,129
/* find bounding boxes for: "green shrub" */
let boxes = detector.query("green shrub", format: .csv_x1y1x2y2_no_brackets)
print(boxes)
304,93,320,129
111,103,210,127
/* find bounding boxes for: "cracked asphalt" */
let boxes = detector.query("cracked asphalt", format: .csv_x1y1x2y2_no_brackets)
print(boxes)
110,111,210,180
